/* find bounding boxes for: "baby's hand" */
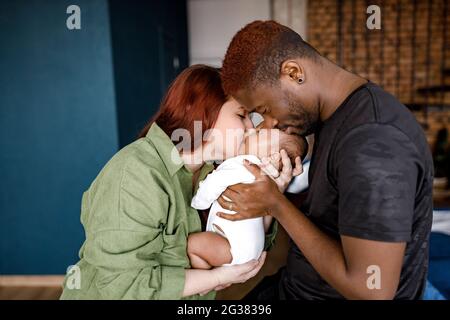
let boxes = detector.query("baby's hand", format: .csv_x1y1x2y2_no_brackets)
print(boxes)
268,152,281,171
260,152,281,179
261,150,301,193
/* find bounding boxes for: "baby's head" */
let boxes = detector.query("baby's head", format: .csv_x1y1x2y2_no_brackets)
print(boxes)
242,128,308,165
278,131,308,166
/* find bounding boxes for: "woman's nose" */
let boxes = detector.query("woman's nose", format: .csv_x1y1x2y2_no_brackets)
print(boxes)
244,117,254,129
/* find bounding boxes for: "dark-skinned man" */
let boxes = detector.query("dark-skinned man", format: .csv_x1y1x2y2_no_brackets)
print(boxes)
217,20,433,300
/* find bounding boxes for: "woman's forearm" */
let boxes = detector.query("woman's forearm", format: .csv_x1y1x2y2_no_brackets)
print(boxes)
182,269,219,297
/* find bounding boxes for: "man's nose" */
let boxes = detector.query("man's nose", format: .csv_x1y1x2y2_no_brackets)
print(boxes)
259,116,278,129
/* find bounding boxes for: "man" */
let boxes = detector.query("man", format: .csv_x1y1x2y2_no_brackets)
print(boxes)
217,21,433,300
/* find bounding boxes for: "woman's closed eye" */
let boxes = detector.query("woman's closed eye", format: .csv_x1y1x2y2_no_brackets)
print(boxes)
237,110,250,120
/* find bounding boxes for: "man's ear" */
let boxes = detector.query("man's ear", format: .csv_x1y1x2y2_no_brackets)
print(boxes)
280,60,305,84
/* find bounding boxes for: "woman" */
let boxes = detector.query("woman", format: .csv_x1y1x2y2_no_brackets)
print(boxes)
60,65,291,300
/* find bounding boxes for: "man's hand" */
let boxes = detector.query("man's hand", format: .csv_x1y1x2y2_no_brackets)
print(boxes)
217,160,283,221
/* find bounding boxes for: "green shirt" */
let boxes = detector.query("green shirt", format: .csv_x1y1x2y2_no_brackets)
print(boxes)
60,123,277,300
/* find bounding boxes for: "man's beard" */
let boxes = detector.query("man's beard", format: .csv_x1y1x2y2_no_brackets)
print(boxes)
288,99,319,136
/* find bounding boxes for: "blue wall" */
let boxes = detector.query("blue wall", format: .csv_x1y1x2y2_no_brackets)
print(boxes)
0,0,119,274
109,0,189,146
0,0,189,275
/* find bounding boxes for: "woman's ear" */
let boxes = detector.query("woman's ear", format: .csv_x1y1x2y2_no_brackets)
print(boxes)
281,60,305,84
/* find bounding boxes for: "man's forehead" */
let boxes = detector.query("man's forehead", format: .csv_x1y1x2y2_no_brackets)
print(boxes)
234,87,266,110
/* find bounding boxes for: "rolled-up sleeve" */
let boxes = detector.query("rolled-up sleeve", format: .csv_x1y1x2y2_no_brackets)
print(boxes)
264,219,278,251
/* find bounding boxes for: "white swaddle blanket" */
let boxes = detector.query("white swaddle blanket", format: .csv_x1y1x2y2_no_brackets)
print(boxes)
191,155,264,265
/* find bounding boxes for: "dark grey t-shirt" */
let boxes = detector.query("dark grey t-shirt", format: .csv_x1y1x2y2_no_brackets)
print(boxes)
279,82,433,300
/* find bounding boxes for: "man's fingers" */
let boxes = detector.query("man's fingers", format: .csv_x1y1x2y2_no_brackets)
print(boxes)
227,183,247,193
216,212,241,221
217,196,231,209
243,159,263,178
217,192,239,212
221,188,239,202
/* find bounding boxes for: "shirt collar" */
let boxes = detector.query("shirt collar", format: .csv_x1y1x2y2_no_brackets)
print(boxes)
146,123,185,176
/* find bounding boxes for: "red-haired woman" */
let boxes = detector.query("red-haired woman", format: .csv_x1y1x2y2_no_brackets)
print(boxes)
60,65,283,300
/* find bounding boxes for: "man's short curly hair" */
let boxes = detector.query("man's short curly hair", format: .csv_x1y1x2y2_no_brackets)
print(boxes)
221,20,320,94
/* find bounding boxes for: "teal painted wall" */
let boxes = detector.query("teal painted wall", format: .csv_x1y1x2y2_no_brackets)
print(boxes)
0,0,188,274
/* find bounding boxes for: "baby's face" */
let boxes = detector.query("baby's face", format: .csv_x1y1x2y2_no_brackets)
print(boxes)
241,128,307,164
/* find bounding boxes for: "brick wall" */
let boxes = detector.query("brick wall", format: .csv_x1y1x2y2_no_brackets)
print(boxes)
307,0,450,146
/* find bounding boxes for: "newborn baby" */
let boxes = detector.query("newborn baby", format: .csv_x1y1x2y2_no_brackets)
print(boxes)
188,129,307,269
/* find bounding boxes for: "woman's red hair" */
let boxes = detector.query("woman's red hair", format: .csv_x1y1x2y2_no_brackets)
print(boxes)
138,65,226,150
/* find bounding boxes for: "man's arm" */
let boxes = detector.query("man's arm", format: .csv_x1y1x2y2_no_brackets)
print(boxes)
219,166,405,299
271,193,405,299
217,124,420,299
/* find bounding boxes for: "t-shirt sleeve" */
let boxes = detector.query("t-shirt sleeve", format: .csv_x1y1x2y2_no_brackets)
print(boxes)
335,123,421,242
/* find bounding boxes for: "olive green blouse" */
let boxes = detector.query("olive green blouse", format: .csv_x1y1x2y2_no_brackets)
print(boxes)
60,123,278,300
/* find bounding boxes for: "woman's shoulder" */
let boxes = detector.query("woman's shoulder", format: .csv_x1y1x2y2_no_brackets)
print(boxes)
112,138,167,172
89,138,170,190
80,138,172,234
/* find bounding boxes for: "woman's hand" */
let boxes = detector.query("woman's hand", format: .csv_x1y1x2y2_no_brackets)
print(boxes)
198,251,267,296
210,251,267,289
260,149,302,193
199,284,231,296
184,252,267,297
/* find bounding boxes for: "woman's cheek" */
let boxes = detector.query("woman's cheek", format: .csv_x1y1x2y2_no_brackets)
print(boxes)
226,131,243,158
235,131,246,157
